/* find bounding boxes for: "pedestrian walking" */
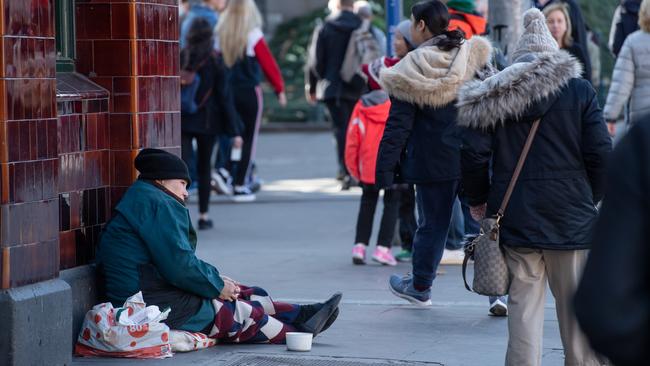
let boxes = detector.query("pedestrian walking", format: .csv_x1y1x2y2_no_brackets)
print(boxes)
575,120,650,366
180,18,243,230
535,0,591,78
375,0,493,307
346,90,399,266
609,0,642,57
456,8,611,366
96,149,342,344
180,0,227,49
312,0,364,189
604,0,650,134
216,0,286,202
543,3,592,81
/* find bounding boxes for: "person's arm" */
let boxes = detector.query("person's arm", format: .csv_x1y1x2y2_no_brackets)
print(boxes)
138,201,224,299
580,83,612,204
250,30,284,94
571,44,592,84
459,127,493,207
608,5,623,55
575,124,649,366
604,39,636,122
375,98,415,188
344,102,363,181
315,26,327,82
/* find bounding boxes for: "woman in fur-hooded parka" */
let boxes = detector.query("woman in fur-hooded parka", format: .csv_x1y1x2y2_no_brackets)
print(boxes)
375,5,493,294
456,16,611,252
457,9,611,365
375,35,493,187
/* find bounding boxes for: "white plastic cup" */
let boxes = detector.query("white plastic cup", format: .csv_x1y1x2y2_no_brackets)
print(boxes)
285,332,313,352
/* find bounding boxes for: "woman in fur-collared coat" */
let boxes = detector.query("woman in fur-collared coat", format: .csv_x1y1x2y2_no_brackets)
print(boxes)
456,9,611,366
375,0,493,306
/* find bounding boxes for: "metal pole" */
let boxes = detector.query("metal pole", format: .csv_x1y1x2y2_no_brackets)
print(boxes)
385,0,402,56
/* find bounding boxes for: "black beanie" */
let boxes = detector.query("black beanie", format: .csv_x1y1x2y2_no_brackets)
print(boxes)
134,148,191,185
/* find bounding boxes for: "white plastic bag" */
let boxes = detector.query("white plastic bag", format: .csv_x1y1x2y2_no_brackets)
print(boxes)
75,292,173,359
170,330,217,352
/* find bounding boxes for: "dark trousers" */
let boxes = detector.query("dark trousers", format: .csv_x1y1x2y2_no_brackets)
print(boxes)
355,185,401,247
181,132,216,214
232,86,263,187
398,184,417,251
412,180,460,289
325,99,357,177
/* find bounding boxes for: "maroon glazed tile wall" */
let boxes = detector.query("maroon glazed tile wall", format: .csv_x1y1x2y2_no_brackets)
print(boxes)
0,0,59,289
56,73,110,270
75,0,181,209
0,0,180,288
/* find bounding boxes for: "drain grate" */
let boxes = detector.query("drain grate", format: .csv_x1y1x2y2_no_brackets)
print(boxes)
222,354,443,366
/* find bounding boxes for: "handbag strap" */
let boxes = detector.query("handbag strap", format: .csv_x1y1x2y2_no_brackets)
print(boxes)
496,118,541,223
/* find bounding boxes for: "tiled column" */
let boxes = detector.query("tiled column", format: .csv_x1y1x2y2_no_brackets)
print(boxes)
76,0,180,209
0,0,60,289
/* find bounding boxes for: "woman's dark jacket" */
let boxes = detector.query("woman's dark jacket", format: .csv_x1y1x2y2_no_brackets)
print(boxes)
457,51,612,250
375,36,494,188
575,120,650,366
180,49,242,136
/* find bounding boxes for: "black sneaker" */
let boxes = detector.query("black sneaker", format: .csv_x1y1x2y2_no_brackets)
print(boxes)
198,218,213,230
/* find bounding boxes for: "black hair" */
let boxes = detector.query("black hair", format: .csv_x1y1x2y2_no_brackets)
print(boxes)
182,18,214,70
411,0,465,51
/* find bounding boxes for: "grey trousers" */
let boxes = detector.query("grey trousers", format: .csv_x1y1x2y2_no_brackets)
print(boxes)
504,247,604,366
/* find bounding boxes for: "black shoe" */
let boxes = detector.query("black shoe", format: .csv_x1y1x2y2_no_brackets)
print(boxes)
295,293,342,336
320,307,339,334
198,218,213,230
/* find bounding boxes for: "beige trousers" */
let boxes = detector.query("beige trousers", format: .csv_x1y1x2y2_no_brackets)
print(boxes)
504,247,604,366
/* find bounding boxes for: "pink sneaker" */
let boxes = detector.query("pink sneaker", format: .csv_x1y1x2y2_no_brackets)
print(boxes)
372,246,397,266
352,243,366,265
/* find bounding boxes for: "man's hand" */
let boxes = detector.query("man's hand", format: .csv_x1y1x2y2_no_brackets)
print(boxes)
470,203,487,222
219,278,240,302
232,136,243,149
307,92,317,105
607,122,617,137
278,91,288,107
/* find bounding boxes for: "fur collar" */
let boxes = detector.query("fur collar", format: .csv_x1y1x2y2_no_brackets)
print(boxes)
379,36,492,108
456,50,583,129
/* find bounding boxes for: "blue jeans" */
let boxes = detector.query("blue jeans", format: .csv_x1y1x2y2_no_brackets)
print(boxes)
446,197,481,250
412,180,460,289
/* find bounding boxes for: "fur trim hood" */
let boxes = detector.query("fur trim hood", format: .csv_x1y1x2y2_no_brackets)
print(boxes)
379,36,493,108
456,50,583,129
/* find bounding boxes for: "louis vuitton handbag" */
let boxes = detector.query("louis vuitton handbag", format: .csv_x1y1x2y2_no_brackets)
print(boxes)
462,118,541,297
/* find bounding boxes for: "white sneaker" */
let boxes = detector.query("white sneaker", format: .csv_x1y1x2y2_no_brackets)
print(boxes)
231,186,256,203
489,298,508,317
211,170,233,195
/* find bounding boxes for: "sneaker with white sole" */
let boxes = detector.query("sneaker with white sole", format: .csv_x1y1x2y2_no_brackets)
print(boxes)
489,296,508,317
388,274,432,307
352,243,366,265
231,186,256,202
372,246,397,266
211,169,233,195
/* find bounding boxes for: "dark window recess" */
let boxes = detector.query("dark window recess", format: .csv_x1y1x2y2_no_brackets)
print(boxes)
55,0,76,73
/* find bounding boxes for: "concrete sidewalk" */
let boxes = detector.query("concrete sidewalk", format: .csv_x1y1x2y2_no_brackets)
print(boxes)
72,132,564,366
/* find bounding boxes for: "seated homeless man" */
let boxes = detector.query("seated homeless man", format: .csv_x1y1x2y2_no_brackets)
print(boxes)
96,148,341,344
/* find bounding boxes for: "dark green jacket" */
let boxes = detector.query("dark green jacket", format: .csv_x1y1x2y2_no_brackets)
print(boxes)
96,180,223,332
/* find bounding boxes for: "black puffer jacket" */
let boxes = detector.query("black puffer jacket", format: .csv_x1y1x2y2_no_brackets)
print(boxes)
314,10,364,102
180,50,242,136
457,51,612,250
575,120,650,366
375,36,494,188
